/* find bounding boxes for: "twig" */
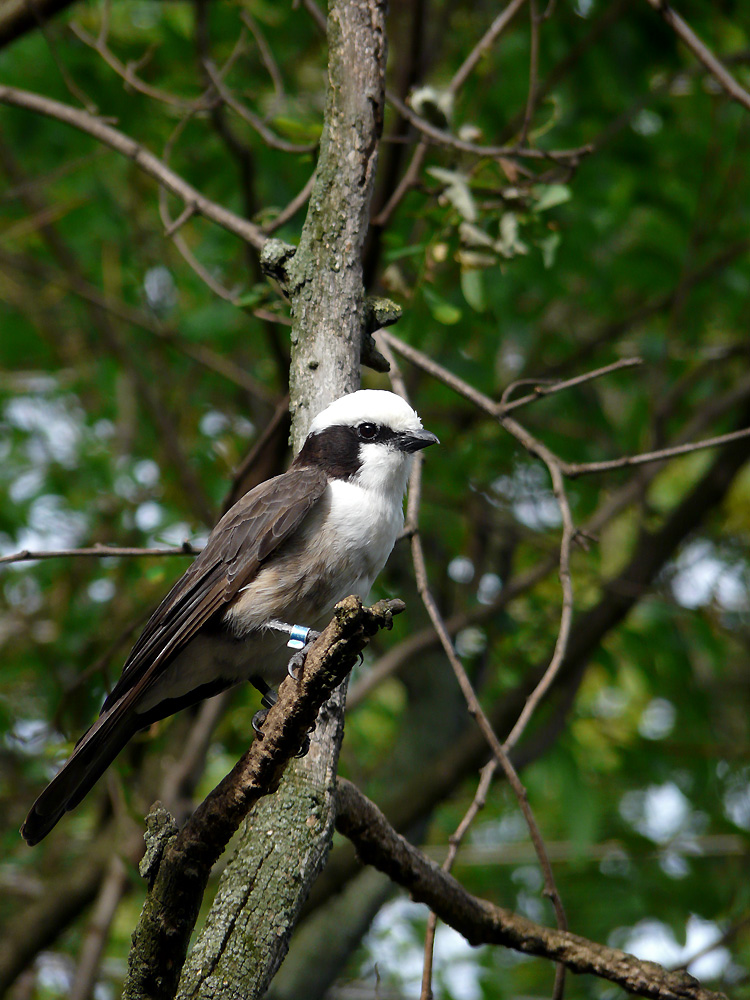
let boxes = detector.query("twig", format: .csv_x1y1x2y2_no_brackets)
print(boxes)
408,457,568,994
0,246,275,402
518,0,541,146
420,762,496,1000
299,0,328,34
69,22,215,112
264,170,317,234
643,0,750,115
157,118,241,305
202,59,317,155
0,85,267,250
387,91,593,164
371,139,428,227
380,331,750,478
501,417,574,758
448,0,529,95
69,855,130,1000
0,544,200,567
240,11,285,105
500,357,642,413
565,425,750,477
336,780,729,1000
378,333,568,993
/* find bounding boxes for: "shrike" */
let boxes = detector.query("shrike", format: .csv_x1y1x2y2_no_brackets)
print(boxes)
22,390,438,844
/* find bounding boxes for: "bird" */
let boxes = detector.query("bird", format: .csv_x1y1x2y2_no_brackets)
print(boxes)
21,389,438,845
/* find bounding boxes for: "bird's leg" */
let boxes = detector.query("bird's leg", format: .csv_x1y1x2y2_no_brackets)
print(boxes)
266,620,322,679
250,676,277,735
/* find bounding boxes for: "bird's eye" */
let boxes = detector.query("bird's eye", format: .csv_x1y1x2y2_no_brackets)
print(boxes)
357,422,378,441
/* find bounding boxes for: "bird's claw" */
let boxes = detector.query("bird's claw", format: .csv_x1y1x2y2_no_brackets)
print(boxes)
252,708,268,735
287,630,321,679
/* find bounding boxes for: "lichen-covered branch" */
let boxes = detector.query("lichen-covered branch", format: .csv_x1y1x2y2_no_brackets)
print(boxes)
121,597,404,1000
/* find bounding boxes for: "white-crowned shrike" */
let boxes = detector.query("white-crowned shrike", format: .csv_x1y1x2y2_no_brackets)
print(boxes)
22,390,438,844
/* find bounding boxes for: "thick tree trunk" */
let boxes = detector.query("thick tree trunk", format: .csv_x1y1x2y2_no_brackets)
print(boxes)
173,1,388,997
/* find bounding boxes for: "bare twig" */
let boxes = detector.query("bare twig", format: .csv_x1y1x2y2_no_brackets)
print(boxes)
500,357,643,413
264,170,317,234
448,0,529,95
420,762,495,1000
157,114,242,304
408,455,568,995
371,139,428,227
239,11,285,105
202,59,317,154
0,85,267,250
0,544,200,567
518,0,541,146
0,247,275,401
69,23,214,112
643,0,750,115
299,0,327,34
380,331,750,478
69,855,130,1000
565,426,750,477
387,91,593,164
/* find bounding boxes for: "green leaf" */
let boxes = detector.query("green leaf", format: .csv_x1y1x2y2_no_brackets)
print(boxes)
539,231,562,269
423,286,462,325
461,267,487,312
532,184,573,212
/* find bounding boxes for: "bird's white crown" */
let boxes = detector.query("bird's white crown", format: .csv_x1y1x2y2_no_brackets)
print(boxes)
307,390,423,436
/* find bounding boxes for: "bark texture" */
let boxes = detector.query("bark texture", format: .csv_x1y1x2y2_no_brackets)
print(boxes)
170,3,388,996
284,0,388,445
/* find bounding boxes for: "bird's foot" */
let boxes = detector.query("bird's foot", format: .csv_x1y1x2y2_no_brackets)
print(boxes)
287,629,321,679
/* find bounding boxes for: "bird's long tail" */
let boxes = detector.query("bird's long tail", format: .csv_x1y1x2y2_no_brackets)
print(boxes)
21,707,138,846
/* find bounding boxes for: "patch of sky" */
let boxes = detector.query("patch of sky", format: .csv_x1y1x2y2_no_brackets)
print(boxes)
471,809,527,846
5,394,83,468
135,501,164,533
631,109,663,137
448,555,475,584
670,539,748,611
477,572,502,604
133,459,160,487
638,698,676,740
88,578,116,603
619,782,708,848
492,462,561,531
616,915,732,981
721,766,750,830
143,266,177,314
363,898,486,1000
455,626,486,658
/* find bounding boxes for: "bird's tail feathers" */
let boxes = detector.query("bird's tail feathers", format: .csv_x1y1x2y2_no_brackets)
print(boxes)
21,706,137,846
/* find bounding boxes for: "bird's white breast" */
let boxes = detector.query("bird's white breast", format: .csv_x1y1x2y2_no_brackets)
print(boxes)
224,477,404,638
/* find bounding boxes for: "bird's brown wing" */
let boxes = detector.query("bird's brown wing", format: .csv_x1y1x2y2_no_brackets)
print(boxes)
21,466,328,844
101,465,329,713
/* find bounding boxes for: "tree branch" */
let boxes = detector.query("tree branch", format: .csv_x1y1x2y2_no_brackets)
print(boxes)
0,85,267,250
122,597,404,1000
336,779,727,1000
644,0,750,114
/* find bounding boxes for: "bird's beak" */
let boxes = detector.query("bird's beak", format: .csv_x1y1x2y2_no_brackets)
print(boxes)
398,429,440,453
